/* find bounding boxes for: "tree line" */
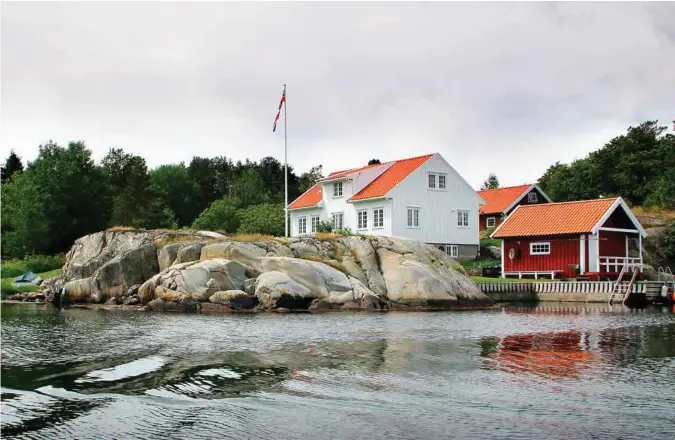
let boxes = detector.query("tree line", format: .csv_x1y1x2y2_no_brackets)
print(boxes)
482,120,674,208
1,141,324,258
2,120,672,259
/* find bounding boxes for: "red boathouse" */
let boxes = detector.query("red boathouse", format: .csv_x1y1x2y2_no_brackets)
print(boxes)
490,197,646,280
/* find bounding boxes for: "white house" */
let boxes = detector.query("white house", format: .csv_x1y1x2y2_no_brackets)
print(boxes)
287,153,484,259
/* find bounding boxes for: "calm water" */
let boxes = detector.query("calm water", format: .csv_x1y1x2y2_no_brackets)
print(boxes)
2,303,674,440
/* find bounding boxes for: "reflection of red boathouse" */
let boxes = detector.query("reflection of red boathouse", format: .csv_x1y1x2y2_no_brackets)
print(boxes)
491,331,596,379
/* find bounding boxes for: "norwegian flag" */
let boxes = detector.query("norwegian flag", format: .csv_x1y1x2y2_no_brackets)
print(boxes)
273,85,286,132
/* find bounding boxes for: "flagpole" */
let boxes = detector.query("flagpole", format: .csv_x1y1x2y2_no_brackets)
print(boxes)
284,84,288,238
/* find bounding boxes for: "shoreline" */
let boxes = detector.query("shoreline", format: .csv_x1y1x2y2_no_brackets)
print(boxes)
1,299,497,313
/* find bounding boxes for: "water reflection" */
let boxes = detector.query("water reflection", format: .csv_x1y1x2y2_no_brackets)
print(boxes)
1,303,674,440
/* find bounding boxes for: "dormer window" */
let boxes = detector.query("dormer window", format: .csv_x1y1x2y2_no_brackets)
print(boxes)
528,192,538,203
333,181,343,198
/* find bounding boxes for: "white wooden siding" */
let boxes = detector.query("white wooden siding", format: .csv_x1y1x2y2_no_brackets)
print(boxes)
289,208,322,236
349,199,393,237
389,153,480,245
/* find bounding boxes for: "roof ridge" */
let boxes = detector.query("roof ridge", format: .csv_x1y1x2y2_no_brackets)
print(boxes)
327,153,435,177
477,184,532,193
516,197,618,208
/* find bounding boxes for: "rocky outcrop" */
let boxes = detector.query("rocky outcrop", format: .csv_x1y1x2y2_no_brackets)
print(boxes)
138,259,246,302
59,230,491,312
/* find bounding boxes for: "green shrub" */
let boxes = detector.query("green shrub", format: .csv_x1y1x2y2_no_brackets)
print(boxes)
334,228,353,237
316,221,333,233
1,254,64,278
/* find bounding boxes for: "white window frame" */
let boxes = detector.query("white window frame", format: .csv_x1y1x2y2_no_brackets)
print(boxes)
428,172,448,190
530,242,550,255
457,210,469,227
407,207,420,228
373,207,384,229
357,209,368,230
445,245,458,258
298,217,307,235
310,215,320,233
333,181,343,198
486,217,496,228
428,173,436,189
438,173,447,190
331,212,344,230
527,192,538,203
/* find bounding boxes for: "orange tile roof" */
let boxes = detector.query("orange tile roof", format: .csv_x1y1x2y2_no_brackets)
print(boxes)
287,184,322,209
492,198,618,238
478,184,532,214
350,154,433,200
287,154,434,208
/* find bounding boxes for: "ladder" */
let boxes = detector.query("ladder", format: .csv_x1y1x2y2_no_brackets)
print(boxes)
608,265,638,305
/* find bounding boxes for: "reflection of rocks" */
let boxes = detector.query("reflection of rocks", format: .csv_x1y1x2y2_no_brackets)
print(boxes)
60,231,492,312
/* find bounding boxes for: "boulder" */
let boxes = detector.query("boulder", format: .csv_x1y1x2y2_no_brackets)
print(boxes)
123,296,140,305
126,284,141,297
376,248,485,306
200,242,266,277
209,290,255,310
158,243,184,272
486,246,501,260
260,257,352,298
309,299,333,312
254,271,314,310
337,236,387,296
63,243,159,303
290,239,332,259
244,278,256,295
63,231,156,280
175,243,204,265
137,259,247,303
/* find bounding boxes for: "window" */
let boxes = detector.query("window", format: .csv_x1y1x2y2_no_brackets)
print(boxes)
457,210,469,227
428,172,447,190
331,212,343,230
311,216,320,233
444,245,458,258
407,207,420,227
357,210,368,230
373,208,384,228
530,242,550,255
486,217,496,228
428,174,436,189
298,217,307,235
333,182,343,198
528,192,538,203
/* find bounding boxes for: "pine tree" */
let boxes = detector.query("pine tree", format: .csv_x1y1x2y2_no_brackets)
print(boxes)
481,173,500,190
1,150,24,182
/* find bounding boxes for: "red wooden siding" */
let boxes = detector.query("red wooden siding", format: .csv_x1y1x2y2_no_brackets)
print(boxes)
502,236,580,278
479,214,502,232
598,230,625,257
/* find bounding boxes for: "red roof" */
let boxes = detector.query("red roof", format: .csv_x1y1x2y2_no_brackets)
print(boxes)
492,198,618,238
287,154,433,209
351,154,433,201
287,184,323,209
478,184,532,215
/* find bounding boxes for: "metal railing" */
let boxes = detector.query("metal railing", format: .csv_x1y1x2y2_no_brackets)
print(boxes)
598,256,643,273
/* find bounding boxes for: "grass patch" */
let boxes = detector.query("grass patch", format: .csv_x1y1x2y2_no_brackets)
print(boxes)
631,205,675,228
314,232,339,241
450,260,467,275
470,276,556,283
106,225,144,232
461,259,500,269
155,234,202,249
229,233,274,243
299,256,348,274
2,269,61,297
1,255,65,278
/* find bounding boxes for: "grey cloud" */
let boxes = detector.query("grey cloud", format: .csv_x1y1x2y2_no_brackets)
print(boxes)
1,2,674,189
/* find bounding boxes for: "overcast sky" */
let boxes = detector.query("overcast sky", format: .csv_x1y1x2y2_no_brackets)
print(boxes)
2,2,674,189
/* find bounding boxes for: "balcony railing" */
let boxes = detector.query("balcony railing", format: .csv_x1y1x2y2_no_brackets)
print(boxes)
598,256,643,273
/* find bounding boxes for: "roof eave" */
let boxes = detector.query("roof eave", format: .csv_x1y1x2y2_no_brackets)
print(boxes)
590,197,647,237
